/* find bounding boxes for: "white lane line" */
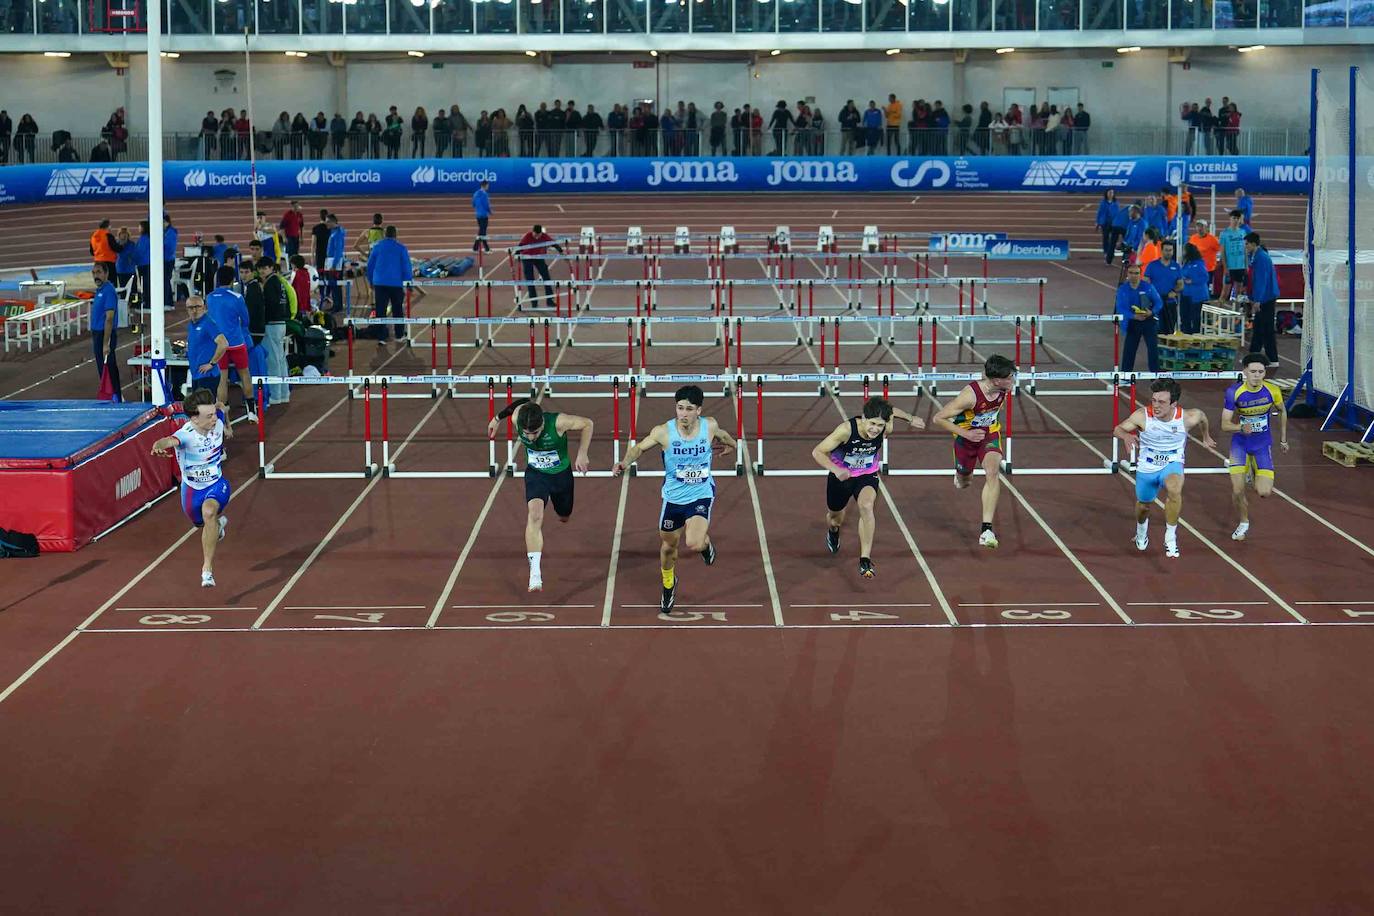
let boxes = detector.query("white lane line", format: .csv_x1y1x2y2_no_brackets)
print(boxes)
958,602,1101,607
285,605,426,610
1295,600,1374,605
791,602,932,608
451,604,596,609
622,603,764,608
0,335,417,707
891,256,1311,625
600,472,630,627
432,250,610,629
77,618,1340,635
1126,600,1271,606
116,606,256,611
1034,300,1373,560
767,254,958,625
741,431,786,627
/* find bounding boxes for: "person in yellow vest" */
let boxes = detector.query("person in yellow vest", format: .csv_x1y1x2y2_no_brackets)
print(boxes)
352,212,385,309
883,93,903,154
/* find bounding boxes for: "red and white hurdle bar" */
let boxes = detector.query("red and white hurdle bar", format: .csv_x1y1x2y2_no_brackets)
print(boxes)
252,369,1240,481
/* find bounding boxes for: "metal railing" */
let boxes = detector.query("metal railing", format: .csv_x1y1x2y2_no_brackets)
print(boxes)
0,125,1310,165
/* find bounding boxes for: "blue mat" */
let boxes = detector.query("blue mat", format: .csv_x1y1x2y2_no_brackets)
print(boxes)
0,401,160,465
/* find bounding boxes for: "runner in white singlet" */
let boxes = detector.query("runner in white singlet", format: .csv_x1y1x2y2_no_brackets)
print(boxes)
1112,378,1215,558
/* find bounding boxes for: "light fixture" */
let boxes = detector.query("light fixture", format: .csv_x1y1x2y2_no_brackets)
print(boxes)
1238,44,1265,52
524,49,539,56
649,49,658,57
995,47,1014,54
1116,45,1140,53
160,51,180,58
769,49,781,56
407,50,425,57
43,51,71,57
884,48,900,55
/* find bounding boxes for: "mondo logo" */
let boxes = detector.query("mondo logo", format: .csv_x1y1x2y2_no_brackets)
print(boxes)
890,159,952,189
766,160,857,186
115,467,142,501
183,169,208,189
526,161,619,188
410,165,437,185
647,160,739,186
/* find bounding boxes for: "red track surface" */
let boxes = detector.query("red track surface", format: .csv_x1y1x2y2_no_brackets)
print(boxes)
2,193,1372,914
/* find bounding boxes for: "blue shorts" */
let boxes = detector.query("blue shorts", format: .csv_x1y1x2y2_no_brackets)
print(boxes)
181,477,231,527
660,497,713,533
1135,461,1183,503
1229,440,1275,478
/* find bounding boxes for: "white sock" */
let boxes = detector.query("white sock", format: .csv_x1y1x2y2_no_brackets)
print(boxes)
528,552,542,577
1136,520,1148,536
1165,524,1178,539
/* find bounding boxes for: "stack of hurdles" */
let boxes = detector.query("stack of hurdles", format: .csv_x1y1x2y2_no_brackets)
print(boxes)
1156,332,1239,371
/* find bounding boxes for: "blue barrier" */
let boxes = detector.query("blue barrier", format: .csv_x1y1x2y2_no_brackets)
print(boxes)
0,155,1310,205
986,239,1071,260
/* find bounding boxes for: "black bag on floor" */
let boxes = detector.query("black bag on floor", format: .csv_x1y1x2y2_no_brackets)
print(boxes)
0,527,40,558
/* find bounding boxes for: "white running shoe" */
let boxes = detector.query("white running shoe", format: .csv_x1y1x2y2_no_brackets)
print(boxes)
1165,534,1180,558
954,473,970,490
201,570,216,588
217,516,228,542
245,408,259,424
978,529,999,549
1231,522,1250,541
1134,530,1149,552
528,572,543,593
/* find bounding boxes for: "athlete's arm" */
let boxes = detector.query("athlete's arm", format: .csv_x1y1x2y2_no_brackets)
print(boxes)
890,406,926,431
1276,401,1289,452
613,423,666,476
1112,408,1146,450
932,387,980,441
1220,407,1242,433
811,422,851,476
487,396,533,438
150,434,180,458
1185,408,1217,449
707,418,736,456
556,413,594,474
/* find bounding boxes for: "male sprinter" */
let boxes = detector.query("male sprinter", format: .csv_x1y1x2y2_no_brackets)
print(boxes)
811,396,924,578
487,398,593,592
932,354,1016,549
1221,353,1288,541
151,387,232,587
1113,378,1215,558
612,385,737,615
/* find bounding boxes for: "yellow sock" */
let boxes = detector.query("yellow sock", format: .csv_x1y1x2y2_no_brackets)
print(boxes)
661,567,675,588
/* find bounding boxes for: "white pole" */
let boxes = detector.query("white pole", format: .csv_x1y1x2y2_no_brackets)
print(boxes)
147,0,168,406
244,30,259,225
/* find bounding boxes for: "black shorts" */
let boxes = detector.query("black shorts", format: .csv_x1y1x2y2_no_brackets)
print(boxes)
1228,268,1248,284
524,465,574,517
826,471,880,512
190,375,220,395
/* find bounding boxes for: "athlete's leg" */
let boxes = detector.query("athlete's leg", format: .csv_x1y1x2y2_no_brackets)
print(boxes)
525,498,545,553
856,485,877,557
200,497,221,574
1163,471,1185,525
1254,474,1274,498
826,507,846,529
682,515,710,554
1230,467,1249,524
979,449,1002,525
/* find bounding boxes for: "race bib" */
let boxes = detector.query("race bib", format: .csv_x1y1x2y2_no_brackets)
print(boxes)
1241,414,1268,434
843,451,876,469
675,467,709,483
970,409,999,429
186,465,219,485
1139,448,1172,468
527,448,561,469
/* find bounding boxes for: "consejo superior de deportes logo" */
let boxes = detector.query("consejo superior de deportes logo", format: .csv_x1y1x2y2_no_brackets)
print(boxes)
890,159,952,189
